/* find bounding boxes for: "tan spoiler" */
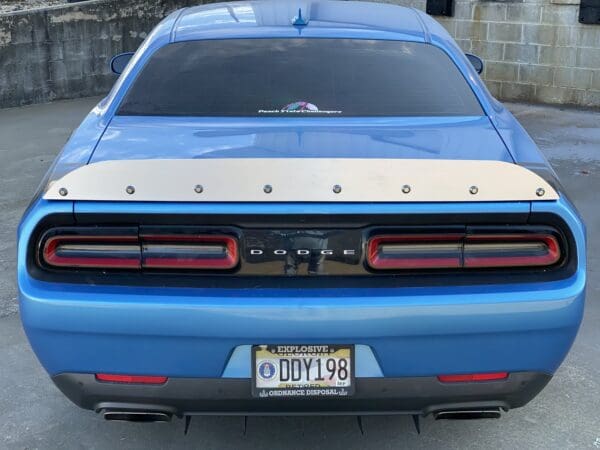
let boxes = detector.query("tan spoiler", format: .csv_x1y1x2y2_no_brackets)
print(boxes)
43,158,558,202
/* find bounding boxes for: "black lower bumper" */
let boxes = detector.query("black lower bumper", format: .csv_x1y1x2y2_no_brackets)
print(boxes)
52,372,551,416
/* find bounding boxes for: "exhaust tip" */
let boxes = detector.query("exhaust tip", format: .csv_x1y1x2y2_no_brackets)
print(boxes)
102,410,172,423
434,408,502,421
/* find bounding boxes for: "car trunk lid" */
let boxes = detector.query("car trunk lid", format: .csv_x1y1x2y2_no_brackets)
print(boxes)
90,115,514,163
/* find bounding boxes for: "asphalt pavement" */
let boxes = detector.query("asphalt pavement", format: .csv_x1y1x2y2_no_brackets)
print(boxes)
0,97,599,449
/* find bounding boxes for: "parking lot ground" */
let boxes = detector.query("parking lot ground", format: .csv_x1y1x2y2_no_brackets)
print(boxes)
0,97,599,449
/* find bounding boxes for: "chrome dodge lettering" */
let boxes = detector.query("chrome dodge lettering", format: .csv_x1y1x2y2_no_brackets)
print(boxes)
248,249,356,256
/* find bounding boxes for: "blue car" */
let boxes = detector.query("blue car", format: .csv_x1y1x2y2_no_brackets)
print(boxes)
18,1,585,423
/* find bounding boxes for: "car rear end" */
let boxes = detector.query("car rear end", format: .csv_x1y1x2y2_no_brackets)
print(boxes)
18,170,585,419
17,8,586,421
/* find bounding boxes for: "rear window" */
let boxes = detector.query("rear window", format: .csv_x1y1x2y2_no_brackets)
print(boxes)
118,39,484,117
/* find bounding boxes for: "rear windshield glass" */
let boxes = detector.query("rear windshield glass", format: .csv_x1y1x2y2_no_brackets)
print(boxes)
118,39,484,117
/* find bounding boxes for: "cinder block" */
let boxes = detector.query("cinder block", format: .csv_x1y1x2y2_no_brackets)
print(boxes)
64,59,84,80
488,23,522,43
472,3,507,22
48,60,67,82
539,46,577,67
48,42,64,62
578,27,600,48
572,68,593,89
453,2,473,20
520,64,555,86
576,47,600,69
501,82,536,102
541,5,578,25
454,20,488,40
523,24,556,45
555,26,578,47
554,67,592,89
507,4,541,23
505,43,538,64
485,61,519,82
471,40,504,61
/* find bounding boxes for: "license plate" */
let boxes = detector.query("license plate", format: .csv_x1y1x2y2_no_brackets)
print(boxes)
252,344,354,398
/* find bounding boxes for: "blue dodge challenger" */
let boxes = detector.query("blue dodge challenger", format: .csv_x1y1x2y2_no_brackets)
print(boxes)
18,1,586,423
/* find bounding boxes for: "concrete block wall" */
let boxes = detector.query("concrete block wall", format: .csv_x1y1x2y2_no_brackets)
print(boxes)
387,0,600,107
1,0,599,108
0,0,211,108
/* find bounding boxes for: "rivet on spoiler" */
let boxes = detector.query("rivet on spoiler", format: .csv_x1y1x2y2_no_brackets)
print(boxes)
126,185,135,195
58,188,68,197
536,188,545,197
402,185,411,194
469,186,479,195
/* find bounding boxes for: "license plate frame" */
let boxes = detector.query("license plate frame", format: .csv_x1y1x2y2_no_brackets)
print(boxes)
251,344,355,398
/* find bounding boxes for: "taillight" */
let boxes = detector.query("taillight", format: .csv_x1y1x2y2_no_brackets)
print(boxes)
95,374,168,384
367,234,463,270
39,228,239,271
464,234,560,268
42,234,141,269
367,232,561,270
438,372,509,383
141,235,239,270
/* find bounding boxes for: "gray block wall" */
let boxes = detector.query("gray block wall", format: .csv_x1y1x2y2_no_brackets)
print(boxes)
394,0,600,107
0,0,599,108
0,0,211,108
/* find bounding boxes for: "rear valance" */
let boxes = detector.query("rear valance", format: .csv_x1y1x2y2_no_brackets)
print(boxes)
43,158,558,203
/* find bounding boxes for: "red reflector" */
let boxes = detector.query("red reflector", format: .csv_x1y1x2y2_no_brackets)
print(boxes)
42,235,141,269
95,374,168,384
141,235,239,270
438,372,509,383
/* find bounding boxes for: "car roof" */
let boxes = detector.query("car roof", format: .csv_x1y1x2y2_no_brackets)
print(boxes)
171,1,431,42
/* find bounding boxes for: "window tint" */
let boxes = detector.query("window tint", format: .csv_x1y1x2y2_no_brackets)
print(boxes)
118,39,484,117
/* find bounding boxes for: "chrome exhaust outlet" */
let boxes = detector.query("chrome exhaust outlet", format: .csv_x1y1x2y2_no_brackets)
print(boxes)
101,409,172,423
433,408,502,420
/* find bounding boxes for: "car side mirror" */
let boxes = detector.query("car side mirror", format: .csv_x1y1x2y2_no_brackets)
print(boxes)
110,52,135,75
465,53,484,75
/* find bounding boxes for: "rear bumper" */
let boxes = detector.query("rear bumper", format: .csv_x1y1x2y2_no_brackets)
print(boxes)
20,280,585,378
18,198,586,415
53,372,551,416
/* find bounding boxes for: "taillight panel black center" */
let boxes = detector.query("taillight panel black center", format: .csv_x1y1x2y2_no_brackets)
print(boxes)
36,225,567,277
